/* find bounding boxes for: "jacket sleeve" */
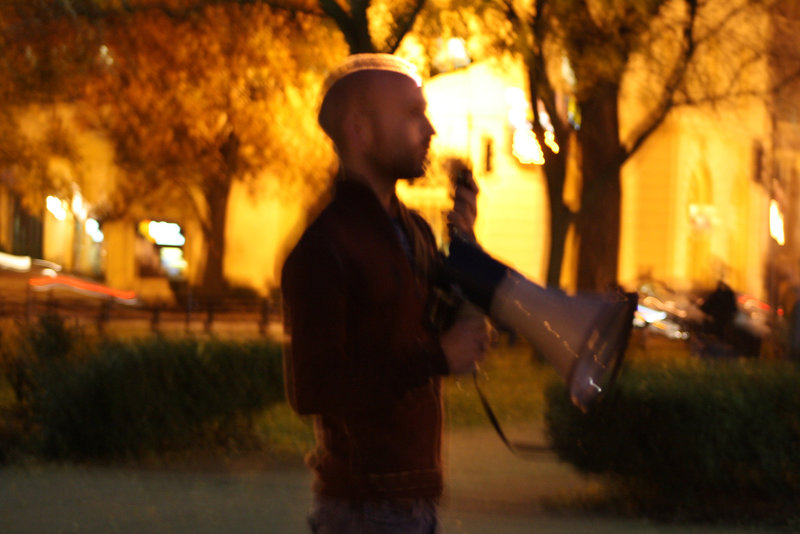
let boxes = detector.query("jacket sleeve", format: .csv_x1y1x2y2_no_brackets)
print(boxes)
281,234,449,418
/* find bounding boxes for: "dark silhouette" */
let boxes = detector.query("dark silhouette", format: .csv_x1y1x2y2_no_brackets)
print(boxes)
281,54,488,533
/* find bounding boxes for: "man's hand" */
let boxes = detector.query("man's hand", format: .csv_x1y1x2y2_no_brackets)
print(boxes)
440,312,490,374
447,171,479,240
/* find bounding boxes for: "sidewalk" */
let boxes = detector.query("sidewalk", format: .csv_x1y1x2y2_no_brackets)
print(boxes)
0,428,788,534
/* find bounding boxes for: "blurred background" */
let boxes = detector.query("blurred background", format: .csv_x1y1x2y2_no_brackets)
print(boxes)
2,1,800,531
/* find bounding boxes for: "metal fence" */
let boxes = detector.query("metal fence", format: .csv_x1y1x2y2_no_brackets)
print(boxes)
0,289,284,341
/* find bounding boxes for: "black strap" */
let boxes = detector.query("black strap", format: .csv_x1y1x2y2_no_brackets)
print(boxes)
472,371,553,458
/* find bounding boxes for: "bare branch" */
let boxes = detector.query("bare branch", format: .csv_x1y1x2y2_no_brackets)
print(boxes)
319,0,374,53
623,0,698,162
385,0,425,54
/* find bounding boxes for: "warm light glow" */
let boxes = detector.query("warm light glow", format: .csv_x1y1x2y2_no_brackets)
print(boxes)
46,196,67,221
506,88,529,129
99,45,113,66
689,203,713,231
506,87,560,165
544,131,559,154
0,251,32,272
160,246,188,278
769,199,785,245
512,128,545,165
446,38,470,68
85,218,104,243
72,192,87,220
142,220,186,246
635,304,668,324
29,274,138,303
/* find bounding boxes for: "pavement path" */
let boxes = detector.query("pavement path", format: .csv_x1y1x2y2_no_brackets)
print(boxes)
0,427,790,534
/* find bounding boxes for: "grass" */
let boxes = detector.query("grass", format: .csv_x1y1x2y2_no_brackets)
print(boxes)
443,337,559,428
250,337,563,463
254,402,315,464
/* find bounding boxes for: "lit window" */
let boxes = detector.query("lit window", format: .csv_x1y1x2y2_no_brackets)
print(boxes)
512,128,544,165
85,218,104,243
770,199,785,246
46,196,67,221
142,220,186,246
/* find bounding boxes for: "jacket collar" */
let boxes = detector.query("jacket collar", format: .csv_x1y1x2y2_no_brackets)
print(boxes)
333,178,435,285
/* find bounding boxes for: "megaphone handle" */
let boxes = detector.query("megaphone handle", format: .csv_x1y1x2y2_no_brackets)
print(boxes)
472,372,552,459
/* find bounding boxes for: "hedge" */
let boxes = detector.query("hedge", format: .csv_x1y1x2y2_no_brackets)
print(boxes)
32,336,285,460
545,358,800,519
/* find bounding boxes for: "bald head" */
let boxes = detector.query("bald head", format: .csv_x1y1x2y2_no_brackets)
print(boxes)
318,70,412,148
318,54,423,147
316,54,435,183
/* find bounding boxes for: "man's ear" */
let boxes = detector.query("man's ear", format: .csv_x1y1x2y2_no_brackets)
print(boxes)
349,108,373,146
333,109,368,162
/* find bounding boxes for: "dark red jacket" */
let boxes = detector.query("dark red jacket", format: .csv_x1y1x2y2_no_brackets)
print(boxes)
281,179,450,501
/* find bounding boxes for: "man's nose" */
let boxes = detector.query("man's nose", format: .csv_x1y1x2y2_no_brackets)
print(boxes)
425,116,436,137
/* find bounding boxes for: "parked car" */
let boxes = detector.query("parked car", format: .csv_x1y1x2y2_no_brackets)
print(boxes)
634,279,703,341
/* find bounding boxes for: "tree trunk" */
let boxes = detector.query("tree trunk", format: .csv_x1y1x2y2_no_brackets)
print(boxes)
575,82,624,292
319,0,376,54
523,47,574,289
543,149,572,288
200,177,231,301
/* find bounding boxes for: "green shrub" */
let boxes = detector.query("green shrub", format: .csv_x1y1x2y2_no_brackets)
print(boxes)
34,337,285,460
0,312,85,407
545,358,800,519
0,313,88,463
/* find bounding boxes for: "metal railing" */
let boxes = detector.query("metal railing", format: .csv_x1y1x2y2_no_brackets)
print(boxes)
0,288,283,340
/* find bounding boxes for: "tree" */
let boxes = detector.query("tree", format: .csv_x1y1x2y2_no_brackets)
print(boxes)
494,0,796,291
319,0,426,54
2,0,344,297
88,4,340,297
497,0,574,288
0,2,92,219
0,111,83,217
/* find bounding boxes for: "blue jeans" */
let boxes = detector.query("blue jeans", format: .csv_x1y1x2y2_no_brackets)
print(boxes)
308,496,440,534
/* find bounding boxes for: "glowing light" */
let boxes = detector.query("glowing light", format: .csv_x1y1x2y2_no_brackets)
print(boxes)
29,274,138,304
636,305,668,324
770,199,785,246
689,203,713,231
46,196,67,221
99,44,113,66
512,128,545,165
506,88,560,165
144,220,185,246
432,37,471,73
544,131,560,154
72,192,87,220
0,251,32,272
505,88,530,129
85,218,104,243
160,246,188,278
446,38,470,68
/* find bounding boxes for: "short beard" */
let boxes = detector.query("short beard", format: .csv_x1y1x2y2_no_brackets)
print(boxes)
403,162,428,186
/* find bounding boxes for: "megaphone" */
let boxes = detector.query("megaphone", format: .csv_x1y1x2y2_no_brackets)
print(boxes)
445,231,637,411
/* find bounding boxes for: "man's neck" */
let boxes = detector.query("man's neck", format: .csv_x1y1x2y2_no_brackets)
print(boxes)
340,167,398,216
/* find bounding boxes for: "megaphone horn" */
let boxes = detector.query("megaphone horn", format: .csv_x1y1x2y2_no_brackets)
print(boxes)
445,232,637,411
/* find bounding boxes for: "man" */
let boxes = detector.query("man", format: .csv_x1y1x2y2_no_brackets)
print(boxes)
281,53,489,533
